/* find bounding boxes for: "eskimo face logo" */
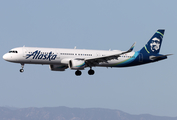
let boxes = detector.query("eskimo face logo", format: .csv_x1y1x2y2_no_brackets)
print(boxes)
26,50,57,61
150,37,160,52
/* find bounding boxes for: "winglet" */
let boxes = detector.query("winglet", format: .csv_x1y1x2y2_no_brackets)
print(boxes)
128,42,136,52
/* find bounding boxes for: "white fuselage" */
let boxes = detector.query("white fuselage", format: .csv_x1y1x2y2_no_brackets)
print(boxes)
3,47,136,67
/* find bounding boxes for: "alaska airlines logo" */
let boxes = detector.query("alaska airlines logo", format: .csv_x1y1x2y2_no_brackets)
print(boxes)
26,50,57,61
150,37,160,52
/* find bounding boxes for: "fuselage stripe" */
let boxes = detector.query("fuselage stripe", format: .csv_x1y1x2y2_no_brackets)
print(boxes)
156,31,164,36
144,45,150,53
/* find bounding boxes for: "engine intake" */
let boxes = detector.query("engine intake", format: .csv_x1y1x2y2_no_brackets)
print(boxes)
69,60,86,70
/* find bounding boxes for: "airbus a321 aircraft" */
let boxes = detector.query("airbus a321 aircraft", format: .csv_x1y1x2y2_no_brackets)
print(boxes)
3,29,171,76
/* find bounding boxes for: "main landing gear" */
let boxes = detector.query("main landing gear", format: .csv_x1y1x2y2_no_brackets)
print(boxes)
88,69,94,75
75,69,95,76
20,63,24,73
75,70,82,76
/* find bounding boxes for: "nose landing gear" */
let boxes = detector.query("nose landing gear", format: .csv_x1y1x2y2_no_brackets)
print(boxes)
20,69,24,72
20,63,24,73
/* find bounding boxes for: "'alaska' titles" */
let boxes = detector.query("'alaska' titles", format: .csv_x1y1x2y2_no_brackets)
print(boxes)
26,50,57,61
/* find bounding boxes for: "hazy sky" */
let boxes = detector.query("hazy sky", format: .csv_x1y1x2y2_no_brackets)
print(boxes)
1,0,177,117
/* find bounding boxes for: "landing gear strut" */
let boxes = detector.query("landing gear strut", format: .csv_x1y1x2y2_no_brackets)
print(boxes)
20,63,24,73
75,70,82,76
88,69,95,75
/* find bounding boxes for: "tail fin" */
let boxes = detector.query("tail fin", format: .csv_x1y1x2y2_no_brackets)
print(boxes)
140,29,165,54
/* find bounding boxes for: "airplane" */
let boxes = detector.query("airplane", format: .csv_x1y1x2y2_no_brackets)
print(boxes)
3,29,172,76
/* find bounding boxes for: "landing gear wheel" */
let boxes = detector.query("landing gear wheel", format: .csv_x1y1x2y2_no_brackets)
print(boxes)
20,69,24,73
20,63,25,73
88,69,95,75
75,70,82,76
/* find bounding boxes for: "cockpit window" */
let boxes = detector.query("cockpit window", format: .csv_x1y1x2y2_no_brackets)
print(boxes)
9,51,18,53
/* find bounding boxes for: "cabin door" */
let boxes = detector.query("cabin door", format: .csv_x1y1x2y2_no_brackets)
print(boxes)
139,53,143,62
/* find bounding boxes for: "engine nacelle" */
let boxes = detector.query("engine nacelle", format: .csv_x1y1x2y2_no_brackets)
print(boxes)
49,64,68,71
69,60,86,70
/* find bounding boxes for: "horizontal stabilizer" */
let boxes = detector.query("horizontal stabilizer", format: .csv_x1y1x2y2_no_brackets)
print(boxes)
150,54,172,60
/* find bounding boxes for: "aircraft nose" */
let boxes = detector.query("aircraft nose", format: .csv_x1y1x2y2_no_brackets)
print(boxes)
3,53,10,61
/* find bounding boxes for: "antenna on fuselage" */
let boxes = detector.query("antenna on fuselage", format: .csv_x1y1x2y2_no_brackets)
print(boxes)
23,45,25,47
74,46,77,49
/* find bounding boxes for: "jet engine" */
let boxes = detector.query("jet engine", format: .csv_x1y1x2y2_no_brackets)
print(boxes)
69,60,86,70
49,64,68,71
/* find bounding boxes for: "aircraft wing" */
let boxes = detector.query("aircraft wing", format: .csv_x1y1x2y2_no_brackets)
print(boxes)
84,42,136,66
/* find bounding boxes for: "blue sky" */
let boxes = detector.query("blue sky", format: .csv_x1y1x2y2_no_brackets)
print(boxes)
0,0,177,117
